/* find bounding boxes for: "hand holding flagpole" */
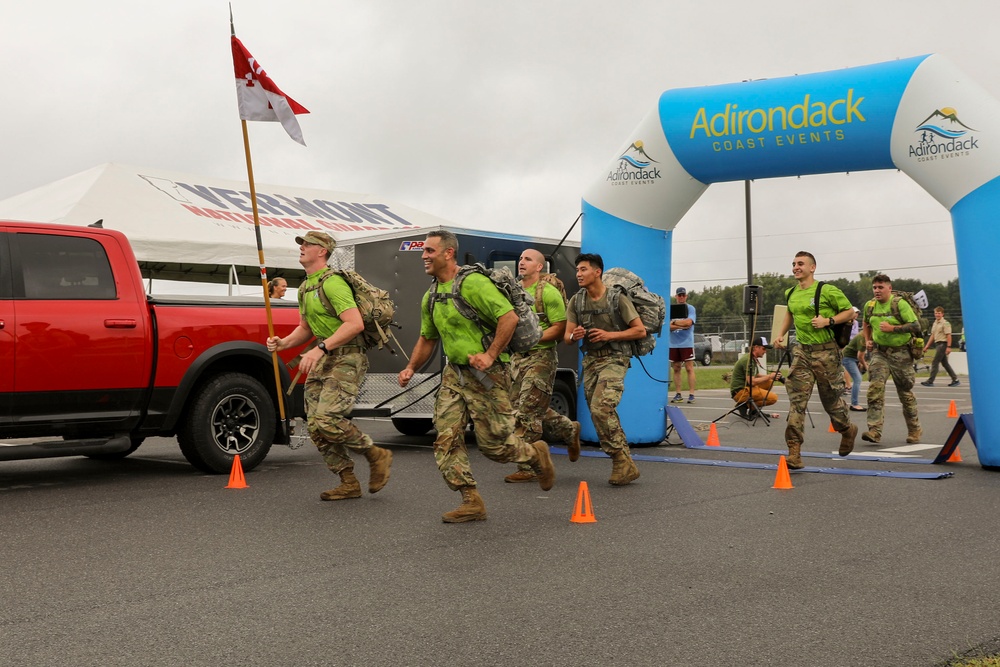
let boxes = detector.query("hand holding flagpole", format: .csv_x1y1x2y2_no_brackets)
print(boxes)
231,7,310,440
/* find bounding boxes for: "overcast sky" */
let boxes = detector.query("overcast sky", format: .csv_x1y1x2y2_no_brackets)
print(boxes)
3,0,997,291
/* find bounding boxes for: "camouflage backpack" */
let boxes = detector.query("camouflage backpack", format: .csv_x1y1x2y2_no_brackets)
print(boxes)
427,264,541,354
299,269,400,353
533,272,568,325
574,267,666,356
864,291,927,360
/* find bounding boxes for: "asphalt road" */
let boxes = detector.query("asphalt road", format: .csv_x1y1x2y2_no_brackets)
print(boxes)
1,380,996,666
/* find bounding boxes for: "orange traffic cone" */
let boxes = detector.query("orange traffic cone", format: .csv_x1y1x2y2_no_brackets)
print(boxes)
948,400,958,418
225,455,248,489
570,481,597,524
947,446,963,463
828,422,836,433
706,423,721,447
772,456,794,490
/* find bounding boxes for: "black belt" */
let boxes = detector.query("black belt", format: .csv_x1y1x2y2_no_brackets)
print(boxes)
874,343,907,353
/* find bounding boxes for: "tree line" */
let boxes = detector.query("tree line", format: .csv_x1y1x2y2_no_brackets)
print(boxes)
683,271,962,338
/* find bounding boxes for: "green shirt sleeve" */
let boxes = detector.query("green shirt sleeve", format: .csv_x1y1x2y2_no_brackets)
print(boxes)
419,289,439,340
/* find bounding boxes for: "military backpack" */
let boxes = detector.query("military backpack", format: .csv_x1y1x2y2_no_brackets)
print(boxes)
299,269,400,353
864,291,926,360
427,263,542,354
573,267,666,357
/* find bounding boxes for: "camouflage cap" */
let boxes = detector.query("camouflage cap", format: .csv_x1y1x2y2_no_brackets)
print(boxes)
294,231,336,252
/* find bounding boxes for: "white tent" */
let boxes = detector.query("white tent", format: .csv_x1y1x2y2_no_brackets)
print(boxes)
0,163,457,284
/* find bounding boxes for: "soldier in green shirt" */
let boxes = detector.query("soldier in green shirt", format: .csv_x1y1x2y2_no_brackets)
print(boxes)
504,248,581,484
861,274,922,444
398,230,555,523
775,251,858,468
267,231,392,502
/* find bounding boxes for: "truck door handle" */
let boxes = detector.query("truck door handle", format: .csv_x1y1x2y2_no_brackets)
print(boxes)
0,320,4,329
104,319,137,329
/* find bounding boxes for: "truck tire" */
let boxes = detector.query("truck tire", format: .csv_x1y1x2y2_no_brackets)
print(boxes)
391,418,435,437
550,378,577,420
178,373,276,474
701,350,713,366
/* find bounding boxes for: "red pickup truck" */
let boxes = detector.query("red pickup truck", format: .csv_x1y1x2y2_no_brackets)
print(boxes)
0,220,305,473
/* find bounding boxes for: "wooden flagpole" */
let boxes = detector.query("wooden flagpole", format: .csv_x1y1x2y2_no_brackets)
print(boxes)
232,10,290,439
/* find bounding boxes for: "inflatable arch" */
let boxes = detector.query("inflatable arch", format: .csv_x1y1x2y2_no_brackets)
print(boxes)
579,54,1000,466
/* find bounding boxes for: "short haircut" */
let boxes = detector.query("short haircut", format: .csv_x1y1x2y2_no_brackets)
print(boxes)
935,306,945,313
426,229,459,254
794,251,816,264
575,252,604,272
872,273,892,284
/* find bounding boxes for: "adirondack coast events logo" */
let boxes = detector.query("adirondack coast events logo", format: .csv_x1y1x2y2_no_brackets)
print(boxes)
607,141,662,186
908,107,980,163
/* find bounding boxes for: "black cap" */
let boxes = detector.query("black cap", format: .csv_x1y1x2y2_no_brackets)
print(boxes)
751,336,772,349
675,287,687,295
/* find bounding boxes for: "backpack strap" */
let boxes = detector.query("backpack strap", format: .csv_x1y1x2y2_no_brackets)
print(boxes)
813,281,825,316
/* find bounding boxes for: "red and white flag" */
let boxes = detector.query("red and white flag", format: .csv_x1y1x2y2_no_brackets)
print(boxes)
231,36,309,146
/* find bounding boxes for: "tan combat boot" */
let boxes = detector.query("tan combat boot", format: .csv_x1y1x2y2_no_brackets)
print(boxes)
530,440,556,491
786,443,804,469
364,446,393,493
839,423,858,457
504,468,538,483
442,486,487,523
861,430,881,444
320,469,362,501
906,428,923,444
609,451,640,486
567,421,582,463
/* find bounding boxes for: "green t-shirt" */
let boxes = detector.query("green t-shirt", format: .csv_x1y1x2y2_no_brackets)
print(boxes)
867,297,917,347
842,332,866,359
730,352,763,394
299,270,358,340
786,282,853,346
420,272,514,365
525,279,567,351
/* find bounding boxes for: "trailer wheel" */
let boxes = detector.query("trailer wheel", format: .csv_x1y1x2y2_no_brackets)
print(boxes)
550,378,576,420
391,418,435,437
178,373,275,474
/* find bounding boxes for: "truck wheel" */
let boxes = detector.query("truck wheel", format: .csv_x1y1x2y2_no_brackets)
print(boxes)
391,418,435,436
550,379,577,420
178,373,275,474
701,350,713,366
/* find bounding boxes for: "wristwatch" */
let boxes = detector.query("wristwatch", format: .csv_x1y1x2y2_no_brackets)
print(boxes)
829,317,835,328
317,341,330,355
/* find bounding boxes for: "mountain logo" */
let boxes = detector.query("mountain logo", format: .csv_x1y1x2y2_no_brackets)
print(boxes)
908,107,980,162
607,140,662,185
915,107,977,141
618,141,659,169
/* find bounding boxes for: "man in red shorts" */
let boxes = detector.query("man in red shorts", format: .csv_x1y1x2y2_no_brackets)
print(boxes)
669,287,697,403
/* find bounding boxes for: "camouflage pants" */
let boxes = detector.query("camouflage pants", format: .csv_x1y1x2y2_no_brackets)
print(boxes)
433,362,537,491
784,344,851,447
511,347,576,472
867,346,920,437
304,351,373,474
582,353,630,456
